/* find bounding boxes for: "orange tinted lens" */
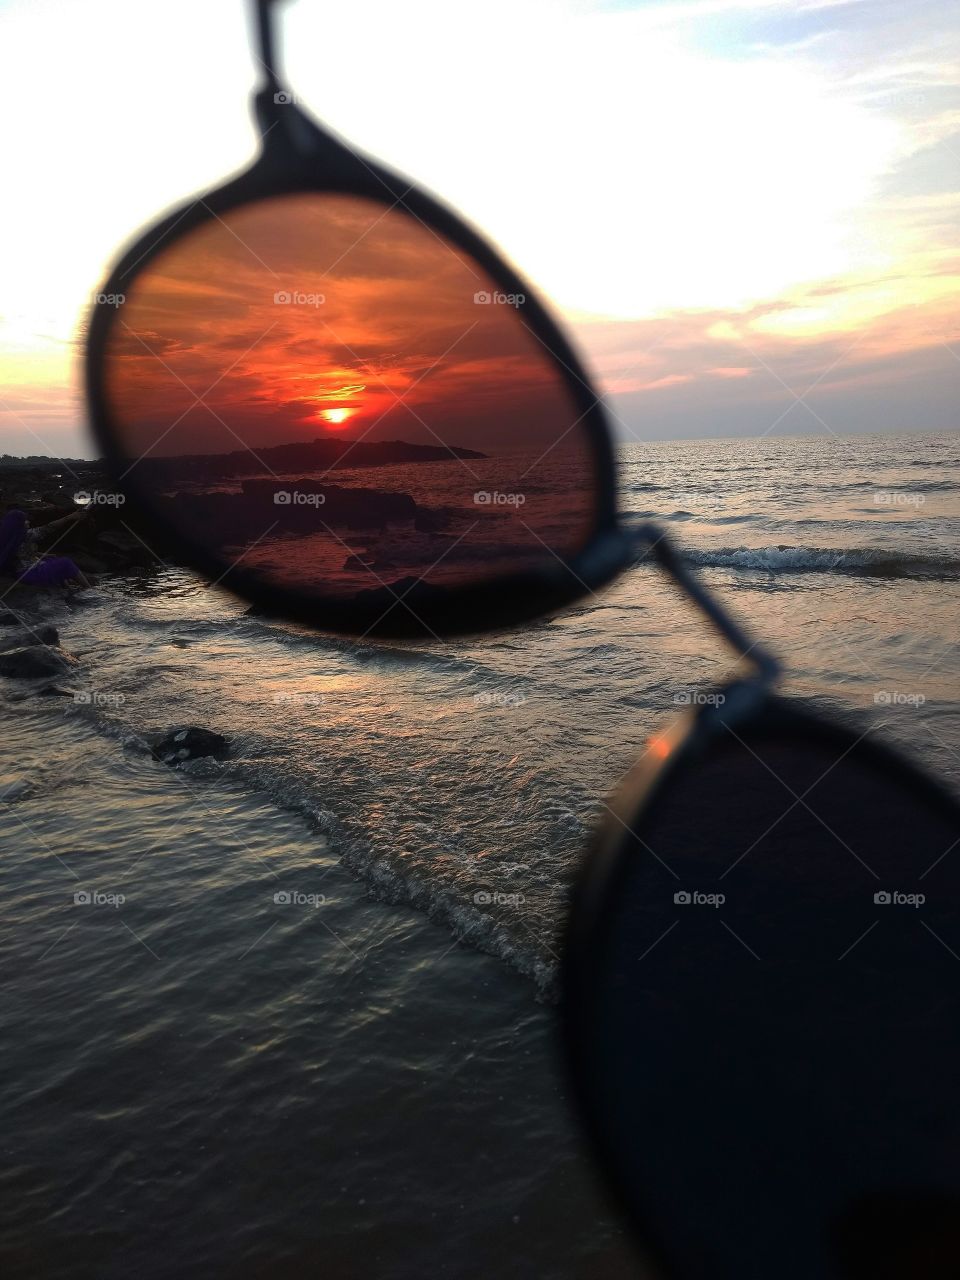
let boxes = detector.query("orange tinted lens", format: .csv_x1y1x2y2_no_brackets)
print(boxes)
104,194,599,603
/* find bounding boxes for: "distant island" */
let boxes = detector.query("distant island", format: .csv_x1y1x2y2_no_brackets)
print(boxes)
0,435,492,579
1,436,487,483
136,437,487,482
0,454,91,468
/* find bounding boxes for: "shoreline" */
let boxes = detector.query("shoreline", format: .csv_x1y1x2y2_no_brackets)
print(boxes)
0,705,633,1279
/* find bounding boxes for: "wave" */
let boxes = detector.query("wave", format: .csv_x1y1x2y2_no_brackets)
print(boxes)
679,544,960,579
843,479,960,493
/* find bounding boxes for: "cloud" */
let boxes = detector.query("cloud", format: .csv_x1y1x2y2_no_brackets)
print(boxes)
0,0,958,451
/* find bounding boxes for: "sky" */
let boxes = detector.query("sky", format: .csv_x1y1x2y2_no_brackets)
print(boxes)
0,0,957,457
105,192,594,458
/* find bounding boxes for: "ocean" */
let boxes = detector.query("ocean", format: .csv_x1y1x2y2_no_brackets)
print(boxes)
2,431,958,1277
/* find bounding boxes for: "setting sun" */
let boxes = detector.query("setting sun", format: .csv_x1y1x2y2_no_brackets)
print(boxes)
320,407,354,428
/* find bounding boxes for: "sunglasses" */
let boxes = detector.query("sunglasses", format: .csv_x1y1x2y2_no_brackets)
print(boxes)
85,3,960,1276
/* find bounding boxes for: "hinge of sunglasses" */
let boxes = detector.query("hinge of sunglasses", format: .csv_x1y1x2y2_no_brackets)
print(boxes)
627,522,782,687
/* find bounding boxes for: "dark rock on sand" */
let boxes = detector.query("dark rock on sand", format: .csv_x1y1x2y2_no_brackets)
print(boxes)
152,726,231,765
0,645,79,679
158,480,419,549
0,610,21,625
72,553,110,575
414,507,456,534
96,529,144,554
0,623,59,648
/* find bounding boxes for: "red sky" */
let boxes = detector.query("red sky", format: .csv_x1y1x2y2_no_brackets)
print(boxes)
105,194,588,462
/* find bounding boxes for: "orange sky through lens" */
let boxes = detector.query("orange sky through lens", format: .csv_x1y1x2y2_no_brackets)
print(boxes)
104,194,586,462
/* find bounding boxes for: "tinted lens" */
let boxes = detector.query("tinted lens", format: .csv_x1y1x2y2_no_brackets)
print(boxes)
101,194,600,609
568,722,960,1279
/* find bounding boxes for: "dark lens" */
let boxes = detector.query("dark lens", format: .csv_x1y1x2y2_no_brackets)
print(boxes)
101,193,600,610
567,720,960,1280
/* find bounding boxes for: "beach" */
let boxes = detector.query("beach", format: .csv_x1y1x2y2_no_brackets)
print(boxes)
1,430,958,1276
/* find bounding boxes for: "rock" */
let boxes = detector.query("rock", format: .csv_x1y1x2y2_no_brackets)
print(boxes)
0,611,21,625
414,507,455,534
0,645,78,679
152,726,230,765
164,480,419,547
72,553,109,574
96,529,142,553
0,623,59,648
40,490,77,511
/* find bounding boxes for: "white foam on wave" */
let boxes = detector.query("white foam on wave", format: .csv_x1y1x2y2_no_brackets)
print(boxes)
681,544,960,578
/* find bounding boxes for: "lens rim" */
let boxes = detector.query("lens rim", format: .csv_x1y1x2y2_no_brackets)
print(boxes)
85,92,628,636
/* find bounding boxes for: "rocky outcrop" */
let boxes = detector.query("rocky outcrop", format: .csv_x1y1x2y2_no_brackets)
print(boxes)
0,645,78,679
136,436,486,484
151,726,231,765
0,623,59,648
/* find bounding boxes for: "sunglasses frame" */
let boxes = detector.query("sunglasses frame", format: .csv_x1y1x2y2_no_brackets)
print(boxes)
85,70,634,638
81,9,960,1275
